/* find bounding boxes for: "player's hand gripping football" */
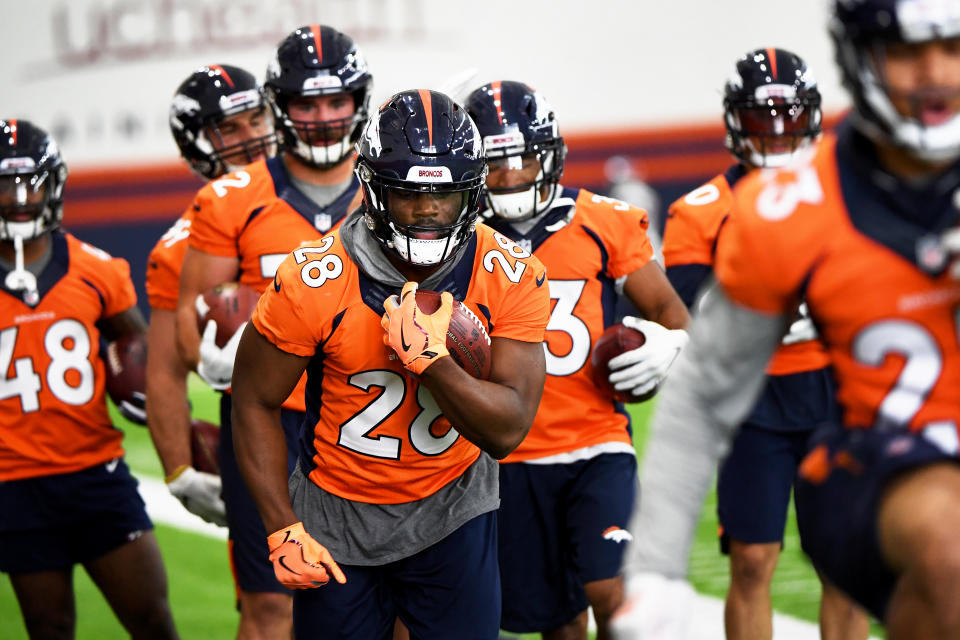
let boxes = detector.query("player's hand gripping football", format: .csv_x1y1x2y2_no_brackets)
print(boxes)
196,317,244,391
607,317,689,397
610,572,695,640
165,465,227,526
267,522,347,589
381,281,452,375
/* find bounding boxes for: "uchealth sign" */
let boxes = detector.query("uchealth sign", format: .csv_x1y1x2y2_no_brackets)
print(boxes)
2,0,842,168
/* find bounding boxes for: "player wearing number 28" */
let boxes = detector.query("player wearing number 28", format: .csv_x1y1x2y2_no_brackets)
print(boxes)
465,81,689,640
0,120,178,639
231,89,550,639
614,1,960,639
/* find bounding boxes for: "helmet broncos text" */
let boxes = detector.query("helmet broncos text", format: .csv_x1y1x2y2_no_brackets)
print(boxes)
169,64,276,180
832,0,960,162
356,89,486,266
0,119,67,242
465,81,566,220
724,48,823,168
266,24,372,168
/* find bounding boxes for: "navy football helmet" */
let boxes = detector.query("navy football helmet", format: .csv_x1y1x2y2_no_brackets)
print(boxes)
0,119,67,242
266,24,373,168
465,81,566,220
169,64,275,179
832,0,960,162
356,89,486,266
724,48,822,168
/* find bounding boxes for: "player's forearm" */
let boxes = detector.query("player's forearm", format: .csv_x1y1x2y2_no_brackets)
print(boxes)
174,302,201,370
420,357,540,459
623,285,785,578
231,400,299,532
145,365,192,477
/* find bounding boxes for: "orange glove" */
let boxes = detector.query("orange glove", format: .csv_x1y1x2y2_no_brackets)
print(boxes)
381,281,452,375
267,522,346,589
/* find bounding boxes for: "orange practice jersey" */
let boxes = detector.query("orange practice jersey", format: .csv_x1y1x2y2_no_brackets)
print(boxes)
252,223,550,503
188,157,362,411
664,167,830,376
0,233,137,480
486,188,652,461
146,207,195,311
718,131,960,433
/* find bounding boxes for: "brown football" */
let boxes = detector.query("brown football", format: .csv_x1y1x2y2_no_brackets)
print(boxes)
591,323,656,403
414,290,492,380
104,332,148,425
195,282,261,348
190,419,220,476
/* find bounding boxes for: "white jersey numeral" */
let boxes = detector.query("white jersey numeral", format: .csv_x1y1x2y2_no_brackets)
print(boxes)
0,320,96,413
544,279,591,376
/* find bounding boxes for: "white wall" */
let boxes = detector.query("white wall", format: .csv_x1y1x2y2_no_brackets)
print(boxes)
2,0,847,167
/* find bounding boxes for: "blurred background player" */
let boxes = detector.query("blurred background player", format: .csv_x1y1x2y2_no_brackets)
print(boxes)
660,48,869,640
230,89,550,639
0,119,178,639
147,63,276,531
613,1,960,638
465,80,689,640
173,25,372,640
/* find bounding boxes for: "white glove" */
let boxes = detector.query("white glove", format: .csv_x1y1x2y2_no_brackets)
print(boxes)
166,465,227,527
607,317,689,397
941,227,960,279
610,573,695,640
197,319,244,391
781,302,818,345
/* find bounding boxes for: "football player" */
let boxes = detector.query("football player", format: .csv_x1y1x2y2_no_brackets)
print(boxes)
172,25,372,640
147,63,276,533
613,2,960,639
464,81,689,640
0,120,178,639
661,49,869,640
230,89,550,639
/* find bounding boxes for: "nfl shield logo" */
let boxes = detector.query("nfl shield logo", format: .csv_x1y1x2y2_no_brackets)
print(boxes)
518,238,532,254
916,234,947,274
314,213,332,232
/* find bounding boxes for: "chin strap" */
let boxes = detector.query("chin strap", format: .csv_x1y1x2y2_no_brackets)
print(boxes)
5,235,38,296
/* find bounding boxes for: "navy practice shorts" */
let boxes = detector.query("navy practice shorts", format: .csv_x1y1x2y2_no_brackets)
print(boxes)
498,453,637,633
219,393,302,596
292,511,500,640
0,458,153,574
795,424,959,620
717,423,813,552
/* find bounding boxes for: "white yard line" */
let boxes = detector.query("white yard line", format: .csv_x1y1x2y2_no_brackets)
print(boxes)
137,477,880,640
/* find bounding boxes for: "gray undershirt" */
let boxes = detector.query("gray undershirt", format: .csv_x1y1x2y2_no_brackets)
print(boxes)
282,155,353,208
621,280,787,578
291,212,500,566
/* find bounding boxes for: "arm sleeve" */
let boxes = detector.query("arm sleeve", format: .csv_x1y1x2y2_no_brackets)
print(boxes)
488,257,551,344
621,283,787,578
250,256,318,357
98,255,137,317
605,205,654,279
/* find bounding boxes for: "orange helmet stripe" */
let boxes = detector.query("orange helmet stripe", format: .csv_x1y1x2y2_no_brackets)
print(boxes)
766,47,778,80
491,81,503,126
418,89,434,147
208,64,235,89
312,24,323,63
9,119,16,146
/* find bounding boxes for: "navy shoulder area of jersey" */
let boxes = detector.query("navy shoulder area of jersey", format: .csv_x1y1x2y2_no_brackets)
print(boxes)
834,119,960,276
483,186,579,254
265,157,360,234
723,163,748,189
0,231,70,307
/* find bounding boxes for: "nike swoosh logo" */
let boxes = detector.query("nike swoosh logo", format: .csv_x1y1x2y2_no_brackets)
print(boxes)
536,272,546,287
274,276,281,293
400,323,411,351
278,556,301,575
105,458,119,473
